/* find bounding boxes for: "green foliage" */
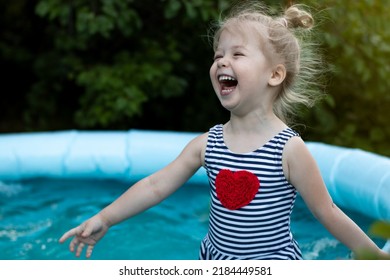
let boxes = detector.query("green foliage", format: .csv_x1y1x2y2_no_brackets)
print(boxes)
75,48,187,127
33,0,186,128
299,0,390,156
369,221,390,239
35,0,142,45
1,0,230,130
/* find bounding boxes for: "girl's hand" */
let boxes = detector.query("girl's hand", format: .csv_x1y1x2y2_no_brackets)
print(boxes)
59,213,109,258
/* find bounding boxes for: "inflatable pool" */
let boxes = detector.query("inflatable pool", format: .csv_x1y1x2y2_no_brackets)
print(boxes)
0,129,389,222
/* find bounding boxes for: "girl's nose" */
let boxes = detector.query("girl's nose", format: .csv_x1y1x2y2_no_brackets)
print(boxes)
217,57,229,68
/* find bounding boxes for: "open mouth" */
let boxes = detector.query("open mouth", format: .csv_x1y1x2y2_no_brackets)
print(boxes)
218,75,238,94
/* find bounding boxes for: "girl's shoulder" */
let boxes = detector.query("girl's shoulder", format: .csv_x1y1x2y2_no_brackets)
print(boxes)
283,134,307,158
282,135,317,182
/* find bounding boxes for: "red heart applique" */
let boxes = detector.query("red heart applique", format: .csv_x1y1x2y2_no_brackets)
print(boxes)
215,169,260,210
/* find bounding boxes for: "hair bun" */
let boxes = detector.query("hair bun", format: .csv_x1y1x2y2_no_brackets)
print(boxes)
284,5,314,29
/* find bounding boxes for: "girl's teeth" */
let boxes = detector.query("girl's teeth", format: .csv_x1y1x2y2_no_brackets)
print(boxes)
219,75,236,81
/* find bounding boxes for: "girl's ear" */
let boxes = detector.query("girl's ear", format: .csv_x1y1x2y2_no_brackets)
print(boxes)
268,64,286,87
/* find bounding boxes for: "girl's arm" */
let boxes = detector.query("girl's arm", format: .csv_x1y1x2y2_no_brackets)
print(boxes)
99,132,207,226
283,136,388,259
59,132,208,257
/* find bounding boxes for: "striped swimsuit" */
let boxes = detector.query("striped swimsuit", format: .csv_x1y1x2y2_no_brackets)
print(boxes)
199,124,302,260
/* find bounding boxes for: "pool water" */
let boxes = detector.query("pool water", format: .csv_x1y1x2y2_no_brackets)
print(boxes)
0,179,383,260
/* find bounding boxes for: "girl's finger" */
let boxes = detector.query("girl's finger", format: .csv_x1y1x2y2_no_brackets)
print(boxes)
76,242,85,257
69,237,80,252
86,245,94,258
59,227,78,243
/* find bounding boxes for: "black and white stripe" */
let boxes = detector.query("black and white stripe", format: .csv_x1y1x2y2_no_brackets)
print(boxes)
200,124,302,260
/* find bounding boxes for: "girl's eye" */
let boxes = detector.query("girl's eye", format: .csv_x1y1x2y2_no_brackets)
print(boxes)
213,55,222,61
234,52,244,57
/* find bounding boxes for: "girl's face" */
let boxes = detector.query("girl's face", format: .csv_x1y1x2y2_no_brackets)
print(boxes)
210,23,276,115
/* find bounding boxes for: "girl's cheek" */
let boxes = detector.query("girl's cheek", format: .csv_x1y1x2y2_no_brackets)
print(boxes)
209,64,216,78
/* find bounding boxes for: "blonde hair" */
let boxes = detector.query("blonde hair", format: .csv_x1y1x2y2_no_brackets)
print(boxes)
210,1,325,125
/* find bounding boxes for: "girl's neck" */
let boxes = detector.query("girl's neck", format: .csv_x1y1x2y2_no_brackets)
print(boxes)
222,112,288,154
226,111,286,135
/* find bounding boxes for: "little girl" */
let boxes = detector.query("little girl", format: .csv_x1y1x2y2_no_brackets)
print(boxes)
59,2,389,259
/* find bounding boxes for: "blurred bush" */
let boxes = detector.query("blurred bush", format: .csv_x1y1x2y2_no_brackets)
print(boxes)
0,0,389,156
300,0,390,156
